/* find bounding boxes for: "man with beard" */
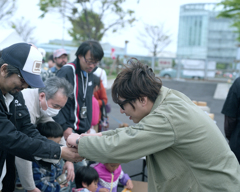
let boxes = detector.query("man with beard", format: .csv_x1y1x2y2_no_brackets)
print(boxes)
0,43,83,192
52,48,68,73
41,48,68,82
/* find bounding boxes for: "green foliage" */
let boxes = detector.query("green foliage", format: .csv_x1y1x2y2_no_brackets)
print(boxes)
172,59,176,68
38,0,62,18
38,0,138,41
216,63,227,69
102,57,113,69
217,0,240,41
68,10,104,41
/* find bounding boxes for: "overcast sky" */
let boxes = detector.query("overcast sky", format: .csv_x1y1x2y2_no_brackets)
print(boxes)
12,0,221,56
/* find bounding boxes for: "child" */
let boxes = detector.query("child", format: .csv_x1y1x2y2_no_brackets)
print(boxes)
92,74,108,133
72,166,99,192
32,121,64,192
91,163,133,192
89,74,101,133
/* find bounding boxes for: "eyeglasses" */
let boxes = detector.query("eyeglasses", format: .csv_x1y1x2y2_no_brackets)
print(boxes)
118,99,131,110
18,73,26,84
84,57,99,65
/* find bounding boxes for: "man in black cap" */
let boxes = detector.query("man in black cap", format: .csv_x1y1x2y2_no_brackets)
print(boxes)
0,43,83,192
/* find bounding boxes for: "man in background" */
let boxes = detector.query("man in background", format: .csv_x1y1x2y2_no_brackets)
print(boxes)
54,40,104,139
54,40,104,188
41,48,68,81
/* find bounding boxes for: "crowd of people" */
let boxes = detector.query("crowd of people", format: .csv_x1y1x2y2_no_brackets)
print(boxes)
0,41,240,192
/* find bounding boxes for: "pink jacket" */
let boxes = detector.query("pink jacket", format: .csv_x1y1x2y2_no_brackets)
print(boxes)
91,163,130,192
91,96,100,126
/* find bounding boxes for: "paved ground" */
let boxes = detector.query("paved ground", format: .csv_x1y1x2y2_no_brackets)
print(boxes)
15,78,229,192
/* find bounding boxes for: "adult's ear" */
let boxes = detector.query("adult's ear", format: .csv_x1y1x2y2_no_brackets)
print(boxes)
78,55,82,60
39,92,46,100
140,96,148,106
0,64,8,77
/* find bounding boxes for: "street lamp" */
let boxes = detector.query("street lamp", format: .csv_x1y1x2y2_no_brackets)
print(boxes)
124,40,129,64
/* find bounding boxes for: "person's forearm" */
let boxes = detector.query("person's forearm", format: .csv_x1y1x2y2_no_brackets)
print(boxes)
15,157,36,190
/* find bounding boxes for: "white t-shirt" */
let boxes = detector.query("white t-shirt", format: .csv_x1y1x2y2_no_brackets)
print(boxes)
93,67,108,89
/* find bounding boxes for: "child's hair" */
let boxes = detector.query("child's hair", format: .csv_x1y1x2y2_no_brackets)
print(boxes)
92,74,101,89
36,121,63,138
75,166,99,188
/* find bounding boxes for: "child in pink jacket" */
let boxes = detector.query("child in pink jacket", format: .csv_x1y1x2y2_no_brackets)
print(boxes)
91,163,133,192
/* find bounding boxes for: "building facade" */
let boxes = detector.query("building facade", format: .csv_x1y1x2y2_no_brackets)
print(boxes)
177,3,238,63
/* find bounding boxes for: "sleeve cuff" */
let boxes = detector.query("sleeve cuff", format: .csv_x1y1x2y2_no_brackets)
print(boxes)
34,147,61,164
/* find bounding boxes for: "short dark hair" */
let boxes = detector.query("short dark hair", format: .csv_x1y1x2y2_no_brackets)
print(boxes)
75,166,99,188
112,58,162,109
92,74,100,89
36,121,63,138
75,40,104,61
0,50,21,77
48,54,54,63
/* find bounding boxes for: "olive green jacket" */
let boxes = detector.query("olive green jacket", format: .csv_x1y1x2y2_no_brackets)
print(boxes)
78,86,240,192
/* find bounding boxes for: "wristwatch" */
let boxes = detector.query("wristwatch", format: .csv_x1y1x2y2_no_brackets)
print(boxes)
76,137,80,145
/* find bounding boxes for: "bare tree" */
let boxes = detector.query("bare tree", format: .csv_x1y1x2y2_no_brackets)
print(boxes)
10,17,37,43
138,23,171,57
0,0,16,22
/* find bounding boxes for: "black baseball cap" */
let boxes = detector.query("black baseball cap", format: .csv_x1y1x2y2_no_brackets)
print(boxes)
1,43,44,88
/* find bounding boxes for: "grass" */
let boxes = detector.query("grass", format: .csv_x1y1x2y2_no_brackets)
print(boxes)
107,75,117,80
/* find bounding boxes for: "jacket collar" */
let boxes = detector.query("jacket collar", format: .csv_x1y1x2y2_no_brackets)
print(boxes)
150,86,171,113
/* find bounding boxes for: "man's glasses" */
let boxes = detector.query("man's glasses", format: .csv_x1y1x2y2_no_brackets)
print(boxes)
84,57,99,65
118,99,131,110
18,73,26,84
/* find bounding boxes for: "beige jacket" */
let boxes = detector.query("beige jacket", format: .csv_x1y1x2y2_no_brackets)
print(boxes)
78,86,240,192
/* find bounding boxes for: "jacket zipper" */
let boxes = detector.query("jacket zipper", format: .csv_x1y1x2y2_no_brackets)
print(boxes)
110,172,114,192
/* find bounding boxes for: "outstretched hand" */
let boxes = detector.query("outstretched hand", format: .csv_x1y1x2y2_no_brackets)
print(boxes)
60,146,84,162
66,133,81,148
126,179,133,189
67,132,103,148
27,188,41,192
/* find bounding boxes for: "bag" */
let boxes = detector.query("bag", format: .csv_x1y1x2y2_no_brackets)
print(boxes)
105,103,111,113
99,100,109,132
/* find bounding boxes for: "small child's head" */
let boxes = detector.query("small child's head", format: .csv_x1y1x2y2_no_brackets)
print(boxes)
104,163,120,173
75,166,99,192
92,74,101,93
36,121,63,144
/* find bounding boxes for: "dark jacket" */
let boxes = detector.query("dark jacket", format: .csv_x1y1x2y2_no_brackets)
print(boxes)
54,59,94,134
0,90,61,192
222,77,240,162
